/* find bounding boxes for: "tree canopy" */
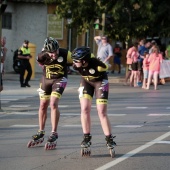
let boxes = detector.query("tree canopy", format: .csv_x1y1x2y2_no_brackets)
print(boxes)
45,0,170,41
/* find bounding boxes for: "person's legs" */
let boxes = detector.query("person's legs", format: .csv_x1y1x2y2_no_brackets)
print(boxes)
130,71,134,86
20,64,26,87
96,103,112,136
25,62,32,87
146,71,153,89
153,71,159,90
80,98,92,134
38,99,49,130
50,96,60,132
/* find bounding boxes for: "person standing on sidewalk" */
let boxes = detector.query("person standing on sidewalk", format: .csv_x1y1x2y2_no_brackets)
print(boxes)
0,37,7,92
27,37,73,150
18,40,32,87
94,35,113,65
71,46,116,156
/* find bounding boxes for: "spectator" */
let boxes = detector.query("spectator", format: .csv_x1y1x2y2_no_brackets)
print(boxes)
111,42,122,74
94,35,113,65
129,45,139,87
165,41,170,60
17,40,32,87
0,37,7,92
146,46,163,90
124,42,138,85
142,51,150,89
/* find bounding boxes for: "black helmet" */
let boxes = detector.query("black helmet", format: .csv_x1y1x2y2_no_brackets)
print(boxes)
44,37,59,52
71,47,91,61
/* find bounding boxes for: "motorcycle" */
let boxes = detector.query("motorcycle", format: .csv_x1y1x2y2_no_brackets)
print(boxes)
13,49,21,73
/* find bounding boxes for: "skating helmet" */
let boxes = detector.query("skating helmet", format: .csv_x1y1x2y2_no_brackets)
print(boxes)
44,37,59,52
71,47,91,62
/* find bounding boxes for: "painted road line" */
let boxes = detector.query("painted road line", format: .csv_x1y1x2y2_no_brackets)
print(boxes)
126,107,147,109
61,113,80,116
148,114,170,116
108,114,126,116
10,125,38,128
59,105,68,108
166,107,170,109
1,99,18,101
9,105,30,108
157,141,170,144
95,131,170,170
11,112,37,115
62,125,82,127
114,125,143,128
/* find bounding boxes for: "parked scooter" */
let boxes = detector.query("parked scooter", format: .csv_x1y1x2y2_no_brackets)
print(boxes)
13,49,21,73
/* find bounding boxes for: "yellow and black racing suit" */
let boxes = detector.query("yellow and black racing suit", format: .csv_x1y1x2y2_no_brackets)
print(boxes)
73,58,109,105
37,48,72,100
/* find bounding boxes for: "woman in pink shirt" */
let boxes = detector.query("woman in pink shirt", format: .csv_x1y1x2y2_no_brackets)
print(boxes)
146,46,163,90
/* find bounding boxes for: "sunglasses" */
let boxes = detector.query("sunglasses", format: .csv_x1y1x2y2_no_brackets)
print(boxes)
73,59,81,63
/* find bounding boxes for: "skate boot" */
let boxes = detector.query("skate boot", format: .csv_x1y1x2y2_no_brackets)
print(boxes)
105,135,116,158
44,131,58,150
27,130,45,148
81,134,92,157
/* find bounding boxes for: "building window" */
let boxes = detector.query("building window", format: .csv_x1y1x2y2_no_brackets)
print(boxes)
2,12,12,29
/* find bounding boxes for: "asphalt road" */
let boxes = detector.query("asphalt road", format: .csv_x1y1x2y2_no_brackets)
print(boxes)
0,74,170,170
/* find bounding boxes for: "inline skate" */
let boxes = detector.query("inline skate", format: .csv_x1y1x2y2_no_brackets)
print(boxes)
105,135,116,158
27,130,45,148
81,134,92,157
44,132,58,150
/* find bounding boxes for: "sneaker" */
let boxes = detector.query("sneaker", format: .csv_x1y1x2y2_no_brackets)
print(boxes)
25,83,31,87
21,84,26,87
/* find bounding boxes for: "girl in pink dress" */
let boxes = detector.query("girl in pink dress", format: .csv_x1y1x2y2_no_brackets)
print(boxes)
142,51,150,89
146,46,163,90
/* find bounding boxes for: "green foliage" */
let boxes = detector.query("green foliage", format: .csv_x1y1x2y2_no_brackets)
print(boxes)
44,0,170,40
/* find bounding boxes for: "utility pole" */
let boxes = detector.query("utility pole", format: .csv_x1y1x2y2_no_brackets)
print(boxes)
101,13,105,35
0,0,7,112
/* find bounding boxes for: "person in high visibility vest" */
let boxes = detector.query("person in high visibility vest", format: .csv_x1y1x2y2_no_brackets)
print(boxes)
18,40,32,87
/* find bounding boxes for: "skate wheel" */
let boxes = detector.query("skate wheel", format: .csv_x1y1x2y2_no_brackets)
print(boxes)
27,141,32,148
44,143,48,150
109,149,115,158
81,148,91,157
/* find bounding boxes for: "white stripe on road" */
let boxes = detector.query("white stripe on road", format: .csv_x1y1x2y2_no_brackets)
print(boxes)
10,125,38,128
114,125,143,128
126,107,147,109
59,105,69,108
62,125,82,127
148,114,170,116
12,112,37,115
9,105,30,108
61,113,80,116
95,131,170,170
166,107,170,109
157,141,170,144
108,114,126,116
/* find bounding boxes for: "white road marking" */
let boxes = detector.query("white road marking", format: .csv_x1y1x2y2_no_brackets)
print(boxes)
62,125,82,127
126,107,147,109
11,112,37,115
148,114,170,116
61,113,80,116
114,125,143,128
166,107,170,109
59,105,68,108
157,141,170,144
108,114,126,116
10,125,38,128
95,131,170,170
1,101,9,103
9,105,30,108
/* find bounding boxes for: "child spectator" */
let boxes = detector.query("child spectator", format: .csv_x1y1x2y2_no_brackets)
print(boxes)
142,51,150,89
